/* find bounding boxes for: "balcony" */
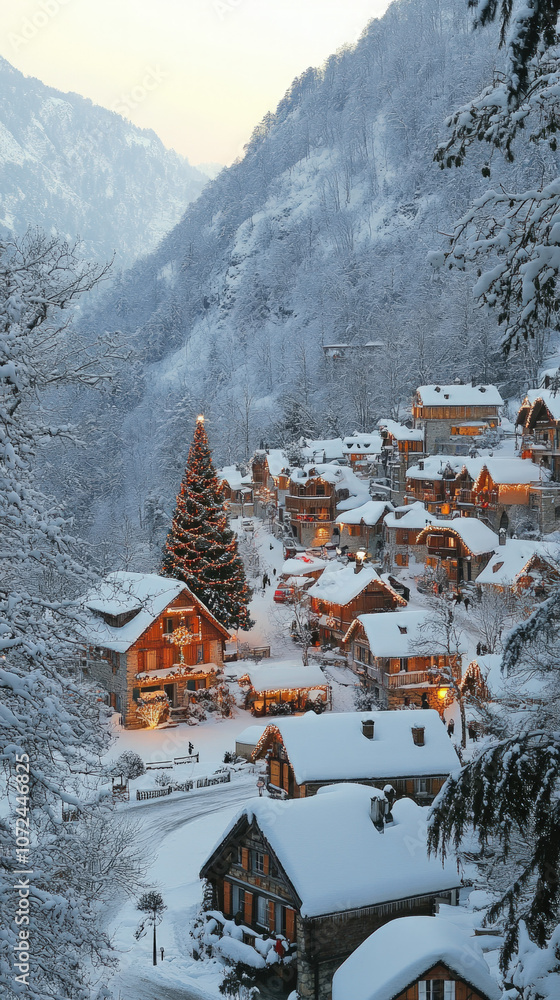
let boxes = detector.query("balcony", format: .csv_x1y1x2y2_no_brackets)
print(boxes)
387,670,436,688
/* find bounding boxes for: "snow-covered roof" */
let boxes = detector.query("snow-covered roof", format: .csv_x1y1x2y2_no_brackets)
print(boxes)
481,457,545,486
336,500,392,526
332,916,501,1000
218,465,251,489
378,418,424,442
254,709,459,783
416,383,503,407
405,454,544,487
419,519,498,555
241,661,328,693
204,785,460,918
280,554,327,577
476,540,559,587
405,455,482,482
266,449,290,478
342,432,384,456
384,502,436,532
308,561,401,607
235,724,268,747
81,572,228,652
290,463,368,501
521,387,560,423
302,437,345,462
356,610,467,657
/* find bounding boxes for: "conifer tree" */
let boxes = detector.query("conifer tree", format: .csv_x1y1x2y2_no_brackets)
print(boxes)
162,416,254,630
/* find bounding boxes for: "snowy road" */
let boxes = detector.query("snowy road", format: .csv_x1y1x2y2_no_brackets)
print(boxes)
109,774,258,1000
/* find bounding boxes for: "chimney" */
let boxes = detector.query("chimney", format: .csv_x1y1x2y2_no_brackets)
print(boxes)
370,792,387,832
411,726,425,747
362,719,375,740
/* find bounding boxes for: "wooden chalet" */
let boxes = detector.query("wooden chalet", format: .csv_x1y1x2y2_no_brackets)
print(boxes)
378,419,425,502
218,466,254,515
81,572,230,728
475,538,559,597
238,661,331,716
415,520,498,590
335,500,393,556
517,387,560,481
308,561,406,647
199,785,460,1000
251,709,459,802
412,383,502,456
345,610,464,710
285,464,368,548
332,916,501,1000
383,503,435,572
342,432,384,472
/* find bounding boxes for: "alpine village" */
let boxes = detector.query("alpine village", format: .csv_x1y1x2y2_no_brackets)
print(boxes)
4,3,560,1000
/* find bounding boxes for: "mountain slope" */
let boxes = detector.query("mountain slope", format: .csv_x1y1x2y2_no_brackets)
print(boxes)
71,0,557,557
0,57,207,266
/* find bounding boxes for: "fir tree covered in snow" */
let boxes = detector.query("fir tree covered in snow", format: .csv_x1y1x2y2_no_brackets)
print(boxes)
162,416,254,630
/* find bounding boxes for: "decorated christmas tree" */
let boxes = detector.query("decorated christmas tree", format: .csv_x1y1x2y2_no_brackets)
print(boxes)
162,416,254,630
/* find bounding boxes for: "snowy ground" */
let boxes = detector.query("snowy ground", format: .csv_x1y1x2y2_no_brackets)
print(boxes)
102,515,490,997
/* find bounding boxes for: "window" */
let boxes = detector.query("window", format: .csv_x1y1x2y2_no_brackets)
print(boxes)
256,895,268,928
275,903,287,935
163,617,174,633
419,981,455,1000
414,777,431,795
146,650,157,670
232,885,245,915
252,851,265,875
196,645,204,664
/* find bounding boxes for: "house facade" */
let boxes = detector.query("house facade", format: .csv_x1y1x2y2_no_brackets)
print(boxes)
383,503,435,573
285,464,368,548
81,572,229,728
378,419,425,502
200,785,461,1000
308,561,406,647
412,384,503,455
415,520,498,590
345,610,464,710
335,500,393,557
251,710,459,803
332,916,501,1000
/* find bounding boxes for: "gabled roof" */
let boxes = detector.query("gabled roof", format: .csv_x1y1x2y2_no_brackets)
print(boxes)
520,387,560,424
240,660,328,694
342,432,384,456
336,500,393,526
81,571,229,652
266,448,291,478
201,785,460,919
280,554,328,577
417,518,498,556
301,437,345,462
384,502,437,532
308,561,405,608
378,418,424,442
332,916,501,1000
476,539,559,587
252,709,459,784
352,609,467,657
217,465,252,489
415,383,503,407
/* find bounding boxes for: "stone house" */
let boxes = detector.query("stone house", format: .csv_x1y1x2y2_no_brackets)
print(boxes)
307,560,406,647
412,383,503,455
345,610,464,710
80,572,229,727
415,520,498,590
335,500,393,557
285,464,369,549
332,916,501,1000
199,784,461,1000
383,503,435,573
251,709,459,802
378,419,425,502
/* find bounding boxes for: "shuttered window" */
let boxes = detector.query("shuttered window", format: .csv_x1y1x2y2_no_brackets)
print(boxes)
243,890,253,926
223,881,232,917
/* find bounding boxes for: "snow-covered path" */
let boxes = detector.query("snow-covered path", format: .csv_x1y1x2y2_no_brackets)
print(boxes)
108,773,258,1000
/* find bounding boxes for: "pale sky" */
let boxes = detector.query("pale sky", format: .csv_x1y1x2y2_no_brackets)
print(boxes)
0,0,390,165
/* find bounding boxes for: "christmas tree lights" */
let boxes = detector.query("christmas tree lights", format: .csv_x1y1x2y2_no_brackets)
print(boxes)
161,417,254,630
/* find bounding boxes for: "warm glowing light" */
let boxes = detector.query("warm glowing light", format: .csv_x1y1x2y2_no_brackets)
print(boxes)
197,414,205,423
437,687,449,700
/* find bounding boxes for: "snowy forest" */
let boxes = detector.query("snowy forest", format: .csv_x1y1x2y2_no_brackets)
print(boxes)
4,0,560,998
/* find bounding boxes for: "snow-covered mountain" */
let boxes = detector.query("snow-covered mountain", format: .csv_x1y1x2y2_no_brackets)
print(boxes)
65,0,557,553
0,57,208,267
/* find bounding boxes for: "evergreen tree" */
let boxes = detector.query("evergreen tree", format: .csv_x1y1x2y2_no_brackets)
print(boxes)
162,417,254,630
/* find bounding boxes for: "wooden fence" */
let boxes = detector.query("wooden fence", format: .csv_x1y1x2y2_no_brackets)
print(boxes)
136,770,230,801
